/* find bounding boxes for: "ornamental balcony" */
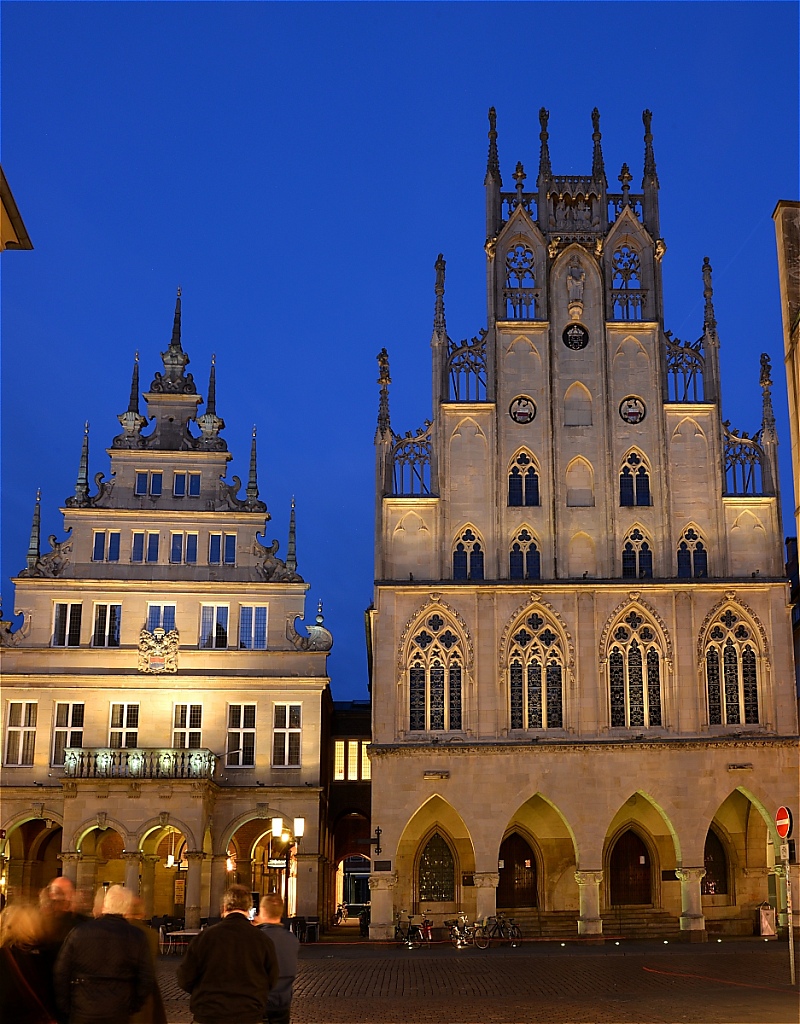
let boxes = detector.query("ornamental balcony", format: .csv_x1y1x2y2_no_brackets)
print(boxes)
63,747,217,780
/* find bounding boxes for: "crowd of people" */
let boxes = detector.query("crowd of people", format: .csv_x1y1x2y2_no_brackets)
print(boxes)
0,879,299,1024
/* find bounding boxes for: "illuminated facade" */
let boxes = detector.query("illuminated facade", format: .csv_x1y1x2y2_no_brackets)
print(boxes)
368,110,799,940
0,295,333,924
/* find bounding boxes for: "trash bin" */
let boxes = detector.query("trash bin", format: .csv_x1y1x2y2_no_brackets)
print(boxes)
305,917,319,943
758,902,776,937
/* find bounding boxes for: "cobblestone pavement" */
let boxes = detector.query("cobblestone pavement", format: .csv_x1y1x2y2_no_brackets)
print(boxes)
157,938,799,1024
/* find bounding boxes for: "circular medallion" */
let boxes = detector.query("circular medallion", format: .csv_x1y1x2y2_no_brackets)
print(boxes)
562,324,589,350
509,396,536,424
619,396,646,424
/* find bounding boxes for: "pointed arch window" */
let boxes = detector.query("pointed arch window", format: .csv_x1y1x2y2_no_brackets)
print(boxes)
509,528,540,580
408,612,464,732
508,452,540,507
702,828,729,895
504,244,537,319
453,527,484,581
418,831,455,902
677,527,708,578
611,245,645,320
621,528,653,579
704,609,759,726
507,611,564,730
608,610,663,728
619,452,651,506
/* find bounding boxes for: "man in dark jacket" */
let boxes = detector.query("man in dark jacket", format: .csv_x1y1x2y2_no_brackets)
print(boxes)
257,893,300,1024
177,884,278,1024
54,885,154,1024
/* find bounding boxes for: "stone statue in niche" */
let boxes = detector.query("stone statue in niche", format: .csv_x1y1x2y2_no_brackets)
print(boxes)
566,254,585,320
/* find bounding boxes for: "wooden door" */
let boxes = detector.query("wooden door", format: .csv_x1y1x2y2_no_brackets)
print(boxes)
497,832,538,908
609,829,652,905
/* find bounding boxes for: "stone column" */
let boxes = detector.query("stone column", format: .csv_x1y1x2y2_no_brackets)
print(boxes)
209,855,229,920
675,867,707,941
368,873,397,940
473,872,499,924
58,851,81,886
184,852,204,929
140,855,159,918
122,852,141,895
295,853,320,919
76,855,97,897
575,870,603,937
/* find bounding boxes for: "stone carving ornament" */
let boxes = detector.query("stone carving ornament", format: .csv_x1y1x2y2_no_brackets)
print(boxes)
18,532,73,578
138,627,180,673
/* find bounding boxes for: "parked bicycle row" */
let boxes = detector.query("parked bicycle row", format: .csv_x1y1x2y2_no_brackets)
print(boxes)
393,910,522,949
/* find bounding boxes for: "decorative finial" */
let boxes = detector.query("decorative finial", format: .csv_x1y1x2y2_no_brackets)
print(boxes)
642,109,659,188
513,161,526,197
485,106,501,185
128,352,140,413
286,496,297,573
71,422,90,507
316,599,324,625
206,355,217,416
618,163,632,204
760,353,777,440
591,107,607,186
537,108,552,184
152,289,194,392
376,348,392,437
26,489,41,570
245,426,260,505
170,288,182,350
433,253,446,336
702,257,717,333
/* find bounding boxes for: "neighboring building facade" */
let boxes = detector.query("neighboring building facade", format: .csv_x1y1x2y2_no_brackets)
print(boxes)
368,110,800,940
0,165,33,252
0,295,334,924
328,701,372,917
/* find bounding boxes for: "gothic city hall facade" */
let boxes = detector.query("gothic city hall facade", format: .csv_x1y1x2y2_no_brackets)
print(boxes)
367,110,800,940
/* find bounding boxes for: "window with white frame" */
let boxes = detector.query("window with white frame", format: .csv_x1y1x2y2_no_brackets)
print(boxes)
133,530,158,562
239,605,268,650
200,605,229,649
53,603,82,647
146,532,159,563
173,704,202,748
226,704,256,766
173,471,201,497
92,531,121,562
135,471,162,497
272,704,301,767
109,703,139,748
92,604,121,647
209,533,237,565
147,604,176,633
5,702,37,765
52,703,84,765
132,532,145,563
333,739,370,780
170,532,198,564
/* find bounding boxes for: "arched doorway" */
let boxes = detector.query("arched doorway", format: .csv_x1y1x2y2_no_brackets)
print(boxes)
609,829,652,905
702,828,729,896
497,832,538,908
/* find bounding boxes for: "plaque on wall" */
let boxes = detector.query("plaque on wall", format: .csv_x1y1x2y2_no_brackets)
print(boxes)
562,324,589,350
509,396,536,424
373,860,392,872
619,396,646,424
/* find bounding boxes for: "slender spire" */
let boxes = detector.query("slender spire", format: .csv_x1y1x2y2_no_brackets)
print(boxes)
376,348,392,439
433,254,446,336
206,354,217,416
286,497,297,572
760,353,777,440
153,287,194,392
484,106,501,185
246,426,259,504
642,109,659,187
591,107,607,186
128,352,140,413
537,108,552,185
702,257,717,333
618,163,632,205
73,422,90,506
26,489,41,571
170,287,183,350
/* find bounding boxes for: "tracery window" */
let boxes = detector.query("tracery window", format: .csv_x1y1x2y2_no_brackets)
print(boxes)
447,331,487,402
704,609,759,726
611,245,644,320
508,452,540,507
453,527,484,581
608,611,663,728
619,452,650,506
418,832,455,902
408,612,464,732
665,332,705,402
676,527,708,578
504,244,537,319
507,611,564,730
509,528,540,580
621,528,653,579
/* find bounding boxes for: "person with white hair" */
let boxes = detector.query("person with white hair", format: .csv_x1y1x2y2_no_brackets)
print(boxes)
53,884,154,1024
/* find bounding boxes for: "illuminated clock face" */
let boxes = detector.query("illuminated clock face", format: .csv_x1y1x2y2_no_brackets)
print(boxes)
562,324,589,350
619,396,646,424
509,396,536,424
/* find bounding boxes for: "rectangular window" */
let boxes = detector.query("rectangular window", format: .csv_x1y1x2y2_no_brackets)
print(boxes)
347,740,359,780
135,472,148,496
93,532,106,561
170,533,184,564
170,533,198,564
150,472,162,496
173,472,187,497
185,533,198,564
135,472,162,496
239,606,268,650
132,532,145,563
173,704,202,749
209,533,236,565
5,702,37,766
52,702,84,765
146,532,159,563
223,534,236,565
147,604,176,632
188,472,201,497
200,605,229,649
209,533,221,564
334,740,345,780
92,604,121,647
53,603,82,647
361,741,371,780
110,703,139,748
107,532,120,562
226,704,256,766
173,472,201,497
272,703,301,767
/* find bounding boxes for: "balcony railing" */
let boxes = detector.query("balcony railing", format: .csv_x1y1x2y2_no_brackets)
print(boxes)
63,747,217,780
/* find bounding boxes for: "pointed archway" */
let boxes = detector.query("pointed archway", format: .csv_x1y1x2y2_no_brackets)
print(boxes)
609,828,652,905
497,832,538,908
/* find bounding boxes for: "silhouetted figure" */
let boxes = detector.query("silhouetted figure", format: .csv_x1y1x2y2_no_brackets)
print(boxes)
257,893,299,1024
0,902,59,1023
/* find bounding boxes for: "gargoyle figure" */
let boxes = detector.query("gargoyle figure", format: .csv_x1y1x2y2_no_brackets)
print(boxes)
256,539,303,583
19,532,73,578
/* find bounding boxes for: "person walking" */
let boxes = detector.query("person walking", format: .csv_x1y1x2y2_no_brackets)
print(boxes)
177,884,278,1024
53,885,154,1024
256,894,299,1024
0,901,59,1024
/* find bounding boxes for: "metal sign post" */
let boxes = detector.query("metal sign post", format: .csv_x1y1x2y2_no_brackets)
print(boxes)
776,807,795,986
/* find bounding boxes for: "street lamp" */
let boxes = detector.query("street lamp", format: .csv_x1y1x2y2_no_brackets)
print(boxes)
270,816,305,920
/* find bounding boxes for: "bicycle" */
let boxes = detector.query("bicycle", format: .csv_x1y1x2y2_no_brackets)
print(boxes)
394,911,423,949
444,911,479,948
474,912,521,948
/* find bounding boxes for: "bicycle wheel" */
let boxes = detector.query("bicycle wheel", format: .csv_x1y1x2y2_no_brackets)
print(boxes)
450,926,461,948
408,926,422,950
509,923,522,945
474,925,489,949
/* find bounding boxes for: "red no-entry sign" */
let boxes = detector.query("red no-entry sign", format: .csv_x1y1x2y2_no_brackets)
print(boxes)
775,806,793,840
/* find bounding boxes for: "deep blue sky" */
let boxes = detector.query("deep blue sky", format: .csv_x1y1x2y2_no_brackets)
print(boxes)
2,2,798,701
